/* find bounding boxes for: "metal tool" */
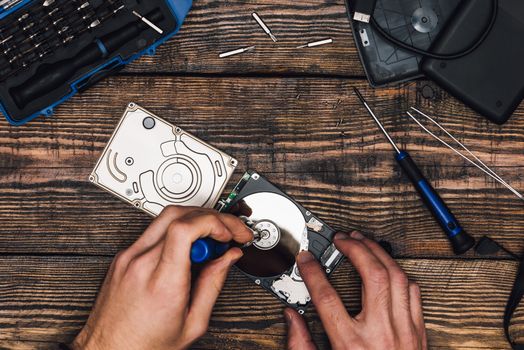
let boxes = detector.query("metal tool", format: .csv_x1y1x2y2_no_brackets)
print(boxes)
354,87,475,255
0,0,23,12
0,0,93,60
132,10,163,35
297,38,333,49
252,12,277,42
191,225,262,264
50,2,90,22
9,4,140,106
0,1,125,80
3,2,124,69
406,108,523,201
219,45,256,58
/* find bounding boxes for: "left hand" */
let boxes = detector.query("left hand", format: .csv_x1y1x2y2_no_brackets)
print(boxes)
72,206,253,350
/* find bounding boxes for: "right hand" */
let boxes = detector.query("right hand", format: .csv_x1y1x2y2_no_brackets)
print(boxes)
285,231,427,350
72,206,253,350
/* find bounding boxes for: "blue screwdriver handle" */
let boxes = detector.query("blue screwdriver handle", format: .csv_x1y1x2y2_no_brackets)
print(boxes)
190,238,230,264
395,151,475,255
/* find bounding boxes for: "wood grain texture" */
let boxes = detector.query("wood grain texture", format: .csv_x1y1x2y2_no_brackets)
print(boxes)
0,77,522,257
0,257,523,350
1,0,524,348
123,0,361,76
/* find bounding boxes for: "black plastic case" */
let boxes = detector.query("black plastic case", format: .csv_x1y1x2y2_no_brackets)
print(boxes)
345,0,460,86
0,0,192,125
422,0,524,124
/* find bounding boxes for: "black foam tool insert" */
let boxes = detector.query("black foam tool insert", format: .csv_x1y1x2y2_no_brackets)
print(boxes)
0,0,178,123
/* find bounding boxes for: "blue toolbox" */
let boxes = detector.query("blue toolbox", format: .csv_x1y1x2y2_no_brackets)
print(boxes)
0,0,192,125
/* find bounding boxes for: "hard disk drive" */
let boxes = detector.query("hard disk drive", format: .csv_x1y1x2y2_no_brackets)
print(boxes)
90,103,238,216
218,171,344,313
90,106,343,312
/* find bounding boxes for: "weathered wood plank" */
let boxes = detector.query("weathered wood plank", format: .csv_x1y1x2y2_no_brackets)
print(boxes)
0,77,522,257
0,0,521,348
1,77,521,168
0,167,522,258
123,0,361,76
0,257,521,349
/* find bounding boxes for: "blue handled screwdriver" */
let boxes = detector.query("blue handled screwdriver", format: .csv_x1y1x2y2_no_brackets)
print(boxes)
190,229,262,264
190,238,231,264
354,87,475,255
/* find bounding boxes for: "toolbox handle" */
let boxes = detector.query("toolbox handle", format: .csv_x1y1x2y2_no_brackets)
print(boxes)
76,59,125,93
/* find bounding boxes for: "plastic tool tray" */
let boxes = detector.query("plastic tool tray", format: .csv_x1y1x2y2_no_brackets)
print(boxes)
0,0,192,125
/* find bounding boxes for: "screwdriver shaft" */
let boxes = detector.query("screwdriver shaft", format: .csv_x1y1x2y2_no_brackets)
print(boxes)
353,87,401,154
252,12,277,42
353,87,475,255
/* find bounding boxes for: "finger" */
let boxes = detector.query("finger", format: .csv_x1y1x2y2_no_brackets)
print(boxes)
218,214,254,244
297,251,354,347
409,282,428,349
155,212,234,288
178,211,254,244
128,215,251,275
284,308,317,350
128,206,207,257
348,232,412,331
333,232,392,316
185,248,243,339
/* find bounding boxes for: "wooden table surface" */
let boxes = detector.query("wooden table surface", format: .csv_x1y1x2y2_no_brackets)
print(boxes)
1,1,523,349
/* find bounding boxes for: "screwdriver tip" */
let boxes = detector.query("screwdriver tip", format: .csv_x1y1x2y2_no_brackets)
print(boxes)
353,86,365,102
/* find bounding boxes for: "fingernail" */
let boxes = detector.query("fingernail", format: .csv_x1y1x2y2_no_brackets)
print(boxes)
334,232,350,240
297,251,315,264
351,231,365,240
228,248,243,265
284,309,293,324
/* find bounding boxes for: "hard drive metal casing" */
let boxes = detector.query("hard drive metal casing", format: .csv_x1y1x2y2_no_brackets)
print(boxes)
90,103,238,217
218,171,344,314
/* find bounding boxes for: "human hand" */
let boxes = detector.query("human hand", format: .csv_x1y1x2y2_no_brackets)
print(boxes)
285,231,427,350
72,206,253,350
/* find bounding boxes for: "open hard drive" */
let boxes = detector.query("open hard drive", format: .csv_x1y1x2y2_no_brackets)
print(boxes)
90,106,343,312
90,103,238,216
218,171,344,313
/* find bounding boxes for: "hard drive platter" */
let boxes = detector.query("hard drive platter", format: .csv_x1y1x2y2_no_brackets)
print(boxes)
218,171,344,313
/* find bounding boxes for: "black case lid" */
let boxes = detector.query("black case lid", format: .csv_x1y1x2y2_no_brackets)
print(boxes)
422,0,524,124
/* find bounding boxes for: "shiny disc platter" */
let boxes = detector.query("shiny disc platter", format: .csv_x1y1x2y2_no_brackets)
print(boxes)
233,192,305,277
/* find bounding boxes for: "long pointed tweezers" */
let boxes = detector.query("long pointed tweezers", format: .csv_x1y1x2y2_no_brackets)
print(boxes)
406,107,523,201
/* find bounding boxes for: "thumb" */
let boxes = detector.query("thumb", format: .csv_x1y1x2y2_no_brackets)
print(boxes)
285,308,317,350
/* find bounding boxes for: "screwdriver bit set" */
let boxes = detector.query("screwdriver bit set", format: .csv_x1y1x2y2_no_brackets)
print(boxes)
0,0,192,125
